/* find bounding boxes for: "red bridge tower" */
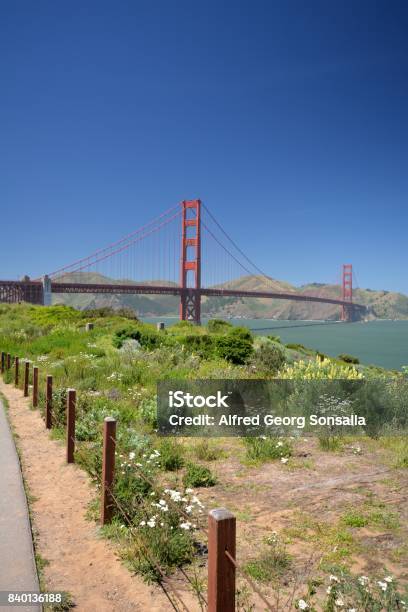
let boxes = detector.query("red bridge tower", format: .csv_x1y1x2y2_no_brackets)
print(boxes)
341,264,353,321
180,199,201,324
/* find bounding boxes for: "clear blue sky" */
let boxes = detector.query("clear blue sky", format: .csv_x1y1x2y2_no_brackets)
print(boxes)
1,1,407,292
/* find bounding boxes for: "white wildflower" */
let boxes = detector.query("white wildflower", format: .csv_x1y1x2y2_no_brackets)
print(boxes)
165,489,182,502
180,521,191,530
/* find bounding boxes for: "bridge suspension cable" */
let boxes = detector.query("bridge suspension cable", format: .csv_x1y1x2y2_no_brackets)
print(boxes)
202,203,274,281
45,203,181,279
55,210,181,277
201,203,296,294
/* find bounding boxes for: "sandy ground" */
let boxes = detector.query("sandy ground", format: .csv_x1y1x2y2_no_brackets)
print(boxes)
197,436,408,606
0,379,198,612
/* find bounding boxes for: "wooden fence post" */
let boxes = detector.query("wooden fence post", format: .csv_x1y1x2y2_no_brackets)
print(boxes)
32,367,39,408
6,354,11,370
45,375,53,429
66,389,76,463
1,352,4,374
101,417,116,525
14,357,19,386
24,361,30,397
208,508,236,612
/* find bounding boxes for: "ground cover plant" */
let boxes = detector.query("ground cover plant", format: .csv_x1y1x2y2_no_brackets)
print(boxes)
1,303,407,609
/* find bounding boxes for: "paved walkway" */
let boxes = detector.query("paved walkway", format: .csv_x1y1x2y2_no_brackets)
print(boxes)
0,398,40,611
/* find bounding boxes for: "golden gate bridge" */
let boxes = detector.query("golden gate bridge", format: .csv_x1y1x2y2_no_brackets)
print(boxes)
0,200,366,323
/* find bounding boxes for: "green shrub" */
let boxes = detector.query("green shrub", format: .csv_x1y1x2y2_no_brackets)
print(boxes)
285,343,321,357
113,467,152,514
183,462,217,487
178,334,215,358
122,522,194,582
250,342,285,373
338,353,360,364
286,343,308,352
303,571,407,611
193,439,224,461
244,437,292,463
168,320,204,339
30,305,82,326
245,533,291,582
207,319,233,333
3,368,14,384
113,325,161,350
318,435,344,452
51,388,68,428
214,327,253,364
139,397,157,429
75,442,103,481
341,511,368,528
158,439,185,471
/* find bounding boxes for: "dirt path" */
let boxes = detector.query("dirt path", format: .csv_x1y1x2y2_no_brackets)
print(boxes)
0,379,195,612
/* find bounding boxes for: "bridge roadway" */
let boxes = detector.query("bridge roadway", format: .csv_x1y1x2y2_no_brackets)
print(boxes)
53,282,367,312
0,279,367,314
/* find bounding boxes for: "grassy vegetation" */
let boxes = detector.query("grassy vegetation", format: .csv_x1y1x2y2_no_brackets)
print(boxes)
191,439,225,461
1,302,407,605
283,511,358,566
183,462,217,488
243,436,292,464
245,533,292,583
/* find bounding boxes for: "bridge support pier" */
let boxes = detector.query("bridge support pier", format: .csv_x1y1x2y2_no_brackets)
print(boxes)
341,304,354,322
180,289,201,324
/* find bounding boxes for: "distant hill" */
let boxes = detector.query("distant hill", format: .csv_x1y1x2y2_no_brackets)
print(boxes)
52,272,179,316
51,272,408,320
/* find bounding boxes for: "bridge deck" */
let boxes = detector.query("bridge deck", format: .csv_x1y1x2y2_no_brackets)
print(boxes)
50,282,366,310
0,280,366,311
